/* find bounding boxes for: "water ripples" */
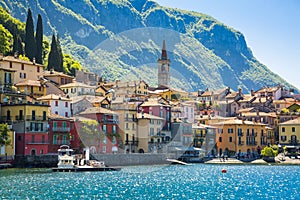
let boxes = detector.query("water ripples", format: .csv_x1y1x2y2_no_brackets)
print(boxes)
1,165,300,199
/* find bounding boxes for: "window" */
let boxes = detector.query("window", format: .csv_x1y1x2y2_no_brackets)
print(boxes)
102,136,107,144
218,129,223,134
65,112,68,117
9,61,12,68
126,123,129,129
112,125,116,134
238,128,243,136
53,122,57,130
21,63,24,70
282,127,285,132
102,146,106,153
229,137,232,142
24,73,26,78
219,137,222,142
37,66,40,72
53,135,58,144
62,135,67,144
281,136,287,142
32,110,36,120
292,127,296,132
150,128,154,136
102,125,107,134
43,111,47,121
228,128,233,134
65,102,68,107
55,101,58,106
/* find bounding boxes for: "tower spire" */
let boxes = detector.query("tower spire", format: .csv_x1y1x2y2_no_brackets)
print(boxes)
161,40,167,60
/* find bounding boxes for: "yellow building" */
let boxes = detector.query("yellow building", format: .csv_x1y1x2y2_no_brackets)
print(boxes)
0,124,15,157
15,80,46,98
0,55,43,84
137,113,164,153
149,85,188,101
213,118,268,157
279,117,300,148
1,102,49,155
111,102,138,153
95,85,113,99
42,70,74,86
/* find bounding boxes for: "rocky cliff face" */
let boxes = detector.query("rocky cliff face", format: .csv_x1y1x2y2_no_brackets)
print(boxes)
0,0,295,92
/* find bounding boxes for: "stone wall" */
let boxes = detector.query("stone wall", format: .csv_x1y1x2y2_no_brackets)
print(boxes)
92,153,169,166
13,153,169,168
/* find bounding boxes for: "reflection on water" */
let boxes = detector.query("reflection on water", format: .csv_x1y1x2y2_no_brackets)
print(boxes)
1,164,300,199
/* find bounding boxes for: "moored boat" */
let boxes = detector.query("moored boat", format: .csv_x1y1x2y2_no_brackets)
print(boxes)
52,145,121,172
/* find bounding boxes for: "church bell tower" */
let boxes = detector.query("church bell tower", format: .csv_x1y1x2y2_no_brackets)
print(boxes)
158,40,170,87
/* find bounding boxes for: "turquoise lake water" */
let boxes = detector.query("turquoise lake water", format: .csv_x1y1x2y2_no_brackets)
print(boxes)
0,164,299,199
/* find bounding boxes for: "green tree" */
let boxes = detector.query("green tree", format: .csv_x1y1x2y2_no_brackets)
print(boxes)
0,123,11,146
35,14,43,64
48,34,59,70
56,35,64,72
63,54,82,76
25,8,36,61
12,32,23,55
0,24,13,55
261,145,278,157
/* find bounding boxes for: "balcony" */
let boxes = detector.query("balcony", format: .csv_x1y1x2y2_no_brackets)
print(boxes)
238,141,244,146
25,115,48,121
101,119,119,124
52,127,71,132
288,140,299,145
26,140,49,145
125,140,139,146
53,140,70,145
237,132,244,137
124,118,138,122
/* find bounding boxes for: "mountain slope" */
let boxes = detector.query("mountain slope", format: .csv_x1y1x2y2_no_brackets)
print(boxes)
0,0,296,92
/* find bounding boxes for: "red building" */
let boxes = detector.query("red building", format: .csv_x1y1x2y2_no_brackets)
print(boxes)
76,107,120,154
48,114,72,153
139,97,172,142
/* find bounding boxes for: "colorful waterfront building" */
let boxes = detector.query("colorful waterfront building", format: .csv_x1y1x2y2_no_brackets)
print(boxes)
78,107,119,154
278,117,300,150
0,101,49,155
48,114,72,153
213,118,269,157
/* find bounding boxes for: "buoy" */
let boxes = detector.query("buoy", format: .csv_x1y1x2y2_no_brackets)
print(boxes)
221,169,227,173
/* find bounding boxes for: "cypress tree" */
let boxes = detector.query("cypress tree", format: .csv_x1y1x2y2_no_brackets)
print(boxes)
56,35,64,72
35,14,43,64
12,33,23,55
25,8,36,61
48,34,59,71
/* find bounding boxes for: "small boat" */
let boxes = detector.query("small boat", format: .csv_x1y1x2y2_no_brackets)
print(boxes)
52,145,121,172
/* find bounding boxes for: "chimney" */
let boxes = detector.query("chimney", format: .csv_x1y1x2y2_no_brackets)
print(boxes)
33,57,36,64
50,68,54,74
251,89,254,96
238,88,242,95
14,51,18,58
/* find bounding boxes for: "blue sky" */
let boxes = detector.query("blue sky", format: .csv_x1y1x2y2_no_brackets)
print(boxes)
154,0,300,90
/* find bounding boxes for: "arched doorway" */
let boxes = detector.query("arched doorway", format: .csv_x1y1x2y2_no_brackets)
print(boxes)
31,149,36,156
138,149,144,153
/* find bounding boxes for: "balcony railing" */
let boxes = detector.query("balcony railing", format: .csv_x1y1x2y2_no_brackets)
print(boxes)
238,132,244,137
124,118,138,122
125,140,139,146
288,140,299,144
238,141,244,146
26,115,48,121
52,127,71,132
53,140,70,145
26,140,49,145
101,119,119,124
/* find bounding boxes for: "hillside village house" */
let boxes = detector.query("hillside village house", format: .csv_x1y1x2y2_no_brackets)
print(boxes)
60,81,96,97
42,70,74,86
15,79,46,98
70,96,93,115
112,79,149,99
0,55,43,85
37,94,72,117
